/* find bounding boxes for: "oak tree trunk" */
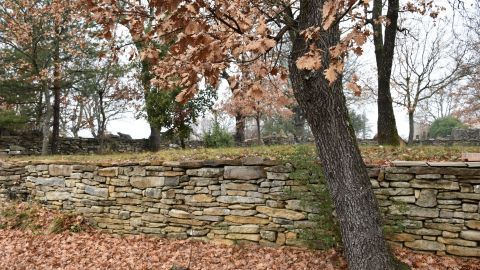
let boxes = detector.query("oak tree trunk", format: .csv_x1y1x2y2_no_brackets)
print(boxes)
289,1,400,269
373,0,400,146
234,114,245,145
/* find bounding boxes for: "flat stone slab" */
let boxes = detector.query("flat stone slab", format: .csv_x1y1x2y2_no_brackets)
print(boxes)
466,162,480,168
392,161,428,167
427,162,467,167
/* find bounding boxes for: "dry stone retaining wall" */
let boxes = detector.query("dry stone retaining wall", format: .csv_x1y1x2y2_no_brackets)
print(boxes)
1,159,479,258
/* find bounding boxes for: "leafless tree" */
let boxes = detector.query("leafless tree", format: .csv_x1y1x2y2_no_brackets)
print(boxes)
391,19,471,144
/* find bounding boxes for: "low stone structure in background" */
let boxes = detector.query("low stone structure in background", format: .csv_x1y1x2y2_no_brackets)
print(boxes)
452,129,480,141
1,159,479,257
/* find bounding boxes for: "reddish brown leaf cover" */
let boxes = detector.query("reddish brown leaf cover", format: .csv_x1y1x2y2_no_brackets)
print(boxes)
0,229,479,270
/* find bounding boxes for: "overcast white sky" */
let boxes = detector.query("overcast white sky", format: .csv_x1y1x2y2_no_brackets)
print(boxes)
79,0,467,141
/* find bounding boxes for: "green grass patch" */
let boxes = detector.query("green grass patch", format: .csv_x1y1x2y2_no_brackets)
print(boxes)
6,144,478,164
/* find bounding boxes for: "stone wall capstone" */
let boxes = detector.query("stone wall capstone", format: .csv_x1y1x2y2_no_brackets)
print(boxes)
1,159,480,257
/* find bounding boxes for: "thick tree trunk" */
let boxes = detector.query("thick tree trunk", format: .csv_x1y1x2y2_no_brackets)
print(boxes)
374,0,400,146
148,126,162,151
289,1,399,269
408,111,414,145
234,114,245,145
140,57,162,151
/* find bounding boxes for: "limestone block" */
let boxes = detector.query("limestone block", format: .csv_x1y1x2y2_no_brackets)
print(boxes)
230,209,257,216
229,225,260,234
389,182,411,188
390,196,416,203
424,222,462,232
266,172,289,180
446,245,480,257
84,186,108,198
260,230,277,242
48,165,72,176
98,167,118,177
411,180,459,190
46,191,70,201
186,168,223,178
387,233,420,242
389,205,439,218
256,206,305,220
217,196,265,204
385,173,414,181
416,189,438,207
203,207,230,216
169,209,191,219
187,229,209,236
374,188,414,196
460,230,480,241
144,188,162,199
405,228,442,236
130,177,164,189
416,174,442,179
185,194,214,203
225,215,269,225
466,220,480,230
141,213,167,223
34,177,65,187
226,233,260,241
224,166,266,180
437,237,477,247
224,183,258,191
404,240,445,251
462,203,478,212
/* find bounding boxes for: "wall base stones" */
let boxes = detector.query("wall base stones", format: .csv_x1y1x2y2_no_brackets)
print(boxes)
1,160,479,258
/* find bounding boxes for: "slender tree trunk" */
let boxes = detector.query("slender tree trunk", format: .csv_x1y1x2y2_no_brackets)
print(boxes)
374,0,400,146
234,114,245,145
289,1,401,269
35,91,43,130
180,138,186,149
98,91,107,153
292,105,306,143
51,33,61,154
41,82,51,156
255,114,262,145
408,111,415,145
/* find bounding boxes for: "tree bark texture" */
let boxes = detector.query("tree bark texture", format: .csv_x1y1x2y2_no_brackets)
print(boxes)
234,114,245,145
408,111,415,145
41,82,51,156
51,35,61,155
373,0,400,146
292,105,306,143
255,114,262,145
139,43,162,151
289,1,398,269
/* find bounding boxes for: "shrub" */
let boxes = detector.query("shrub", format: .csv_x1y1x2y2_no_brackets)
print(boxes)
429,116,465,138
203,123,234,148
0,109,28,133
